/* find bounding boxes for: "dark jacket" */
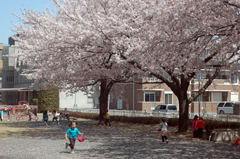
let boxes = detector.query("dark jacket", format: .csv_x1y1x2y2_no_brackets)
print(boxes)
205,123,214,132
33,110,37,116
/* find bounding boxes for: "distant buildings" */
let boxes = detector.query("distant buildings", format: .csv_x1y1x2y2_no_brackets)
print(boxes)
0,37,95,109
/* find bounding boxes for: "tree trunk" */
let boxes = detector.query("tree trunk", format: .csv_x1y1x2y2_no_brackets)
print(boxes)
98,79,112,125
178,97,190,132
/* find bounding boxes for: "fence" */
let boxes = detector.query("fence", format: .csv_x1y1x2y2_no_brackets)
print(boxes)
0,105,38,109
60,108,240,122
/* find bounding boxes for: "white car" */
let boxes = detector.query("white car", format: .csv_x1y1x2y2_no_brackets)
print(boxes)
152,104,179,118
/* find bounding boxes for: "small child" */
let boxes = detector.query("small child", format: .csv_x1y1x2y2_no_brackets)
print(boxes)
43,111,49,127
4,106,7,114
0,108,3,121
205,122,214,141
105,109,111,126
65,121,83,153
24,104,31,121
7,108,11,120
159,117,168,144
197,117,205,139
33,108,37,116
52,109,59,125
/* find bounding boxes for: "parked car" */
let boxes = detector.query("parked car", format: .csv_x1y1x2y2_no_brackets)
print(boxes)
152,104,178,118
217,102,235,114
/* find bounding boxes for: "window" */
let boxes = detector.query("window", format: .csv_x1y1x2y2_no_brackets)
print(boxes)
168,106,177,110
187,92,190,99
145,92,155,102
222,92,228,101
117,99,123,109
145,74,161,82
151,102,155,109
225,102,234,107
160,105,166,110
213,92,222,102
155,105,160,110
231,75,238,83
202,92,211,102
87,96,93,103
217,103,224,107
165,93,172,104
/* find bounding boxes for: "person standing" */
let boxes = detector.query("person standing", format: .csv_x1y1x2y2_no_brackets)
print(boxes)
159,117,169,144
0,108,3,121
63,108,70,120
197,117,205,139
7,108,11,120
24,104,31,121
4,106,7,115
205,122,214,141
65,121,83,153
192,115,198,138
105,109,111,126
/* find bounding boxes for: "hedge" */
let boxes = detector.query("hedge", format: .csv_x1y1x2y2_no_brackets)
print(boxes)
38,86,59,113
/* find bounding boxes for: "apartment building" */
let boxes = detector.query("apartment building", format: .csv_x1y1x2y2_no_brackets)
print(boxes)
108,74,240,115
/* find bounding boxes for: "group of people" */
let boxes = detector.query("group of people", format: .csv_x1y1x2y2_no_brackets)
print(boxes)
192,115,214,141
42,108,71,126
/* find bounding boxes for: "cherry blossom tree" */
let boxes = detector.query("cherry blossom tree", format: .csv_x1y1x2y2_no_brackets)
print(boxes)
12,0,240,131
12,0,139,123
120,0,240,132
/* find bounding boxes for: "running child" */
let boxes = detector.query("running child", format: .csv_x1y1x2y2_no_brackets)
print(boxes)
43,111,49,127
159,117,169,144
33,108,37,116
65,121,83,153
52,109,59,125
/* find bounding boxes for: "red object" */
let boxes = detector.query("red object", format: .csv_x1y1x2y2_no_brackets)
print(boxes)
34,108,37,110
166,110,168,112
196,120,205,128
106,109,108,112
158,128,161,131
235,139,240,146
8,108,11,110
78,137,85,142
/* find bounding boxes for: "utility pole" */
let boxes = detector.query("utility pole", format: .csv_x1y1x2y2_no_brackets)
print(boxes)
198,74,201,117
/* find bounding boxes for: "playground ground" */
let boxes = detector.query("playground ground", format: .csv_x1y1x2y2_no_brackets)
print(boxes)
0,115,240,159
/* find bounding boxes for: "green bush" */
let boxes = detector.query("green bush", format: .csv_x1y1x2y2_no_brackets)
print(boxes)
30,98,38,105
38,86,59,113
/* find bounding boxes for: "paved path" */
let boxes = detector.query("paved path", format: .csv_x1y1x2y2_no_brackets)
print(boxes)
0,117,240,159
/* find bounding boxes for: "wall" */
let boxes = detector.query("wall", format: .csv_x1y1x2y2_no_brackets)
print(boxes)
59,90,94,109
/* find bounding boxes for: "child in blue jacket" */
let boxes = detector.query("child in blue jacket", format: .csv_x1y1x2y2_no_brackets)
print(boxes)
65,121,83,153
43,111,49,126
0,108,3,121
